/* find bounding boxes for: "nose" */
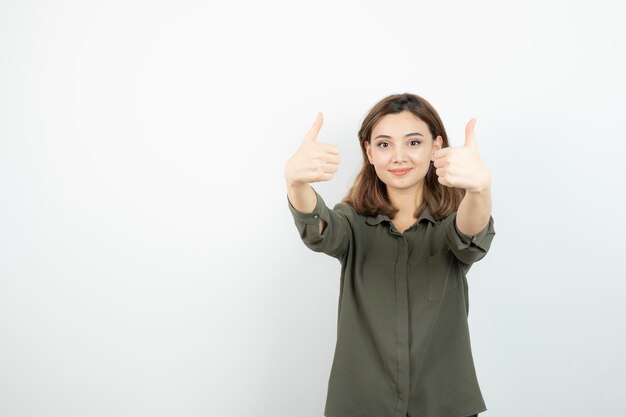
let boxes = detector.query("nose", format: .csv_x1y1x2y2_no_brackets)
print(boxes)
393,143,408,163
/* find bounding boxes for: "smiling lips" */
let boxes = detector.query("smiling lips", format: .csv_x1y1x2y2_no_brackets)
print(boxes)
389,168,412,176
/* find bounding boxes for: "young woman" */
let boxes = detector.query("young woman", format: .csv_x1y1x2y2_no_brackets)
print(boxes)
284,93,496,417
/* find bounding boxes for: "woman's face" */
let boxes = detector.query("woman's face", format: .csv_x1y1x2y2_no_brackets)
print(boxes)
364,111,443,193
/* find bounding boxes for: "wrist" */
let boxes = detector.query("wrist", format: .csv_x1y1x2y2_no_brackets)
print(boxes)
285,178,307,189
466,184,490,194
466,169,491,194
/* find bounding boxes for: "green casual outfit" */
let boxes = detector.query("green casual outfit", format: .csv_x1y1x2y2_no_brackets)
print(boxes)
287,188,496,417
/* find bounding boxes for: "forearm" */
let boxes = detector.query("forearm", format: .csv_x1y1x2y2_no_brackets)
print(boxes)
286,179,326,234
456,186,492,237
286,179,317,213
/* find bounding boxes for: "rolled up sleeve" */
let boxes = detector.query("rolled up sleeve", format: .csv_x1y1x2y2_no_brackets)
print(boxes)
287,189,351,261
445,211,496,266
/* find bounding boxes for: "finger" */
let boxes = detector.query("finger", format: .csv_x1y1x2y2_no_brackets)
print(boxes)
433,147,453,160
464,118,477,148
314,159,336,171
319,153,340,164
316,172,335,182
437,175,450,187
317,142,340,154
321,162,339,174
303,112,324,143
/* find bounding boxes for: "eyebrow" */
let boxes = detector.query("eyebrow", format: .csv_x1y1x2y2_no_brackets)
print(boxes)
373,132,425,141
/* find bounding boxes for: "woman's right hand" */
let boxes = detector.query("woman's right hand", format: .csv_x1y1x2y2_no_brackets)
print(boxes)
284,112,341,186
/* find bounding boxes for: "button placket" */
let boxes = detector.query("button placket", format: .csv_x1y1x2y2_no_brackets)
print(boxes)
393,235,410,411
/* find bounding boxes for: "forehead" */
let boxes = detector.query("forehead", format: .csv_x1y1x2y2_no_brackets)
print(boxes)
371,111,430,138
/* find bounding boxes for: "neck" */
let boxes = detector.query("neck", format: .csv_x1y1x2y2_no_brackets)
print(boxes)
387,183,424,218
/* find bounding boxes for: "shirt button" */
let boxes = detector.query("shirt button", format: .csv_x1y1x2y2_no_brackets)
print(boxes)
313,215,319,218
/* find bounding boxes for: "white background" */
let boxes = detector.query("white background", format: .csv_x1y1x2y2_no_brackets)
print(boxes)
1,1,625,416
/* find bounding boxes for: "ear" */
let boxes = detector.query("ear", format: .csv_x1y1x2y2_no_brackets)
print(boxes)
364,141,374,164
431,135,443,161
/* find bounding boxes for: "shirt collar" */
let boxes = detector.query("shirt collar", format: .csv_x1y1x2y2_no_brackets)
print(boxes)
365,206,436,226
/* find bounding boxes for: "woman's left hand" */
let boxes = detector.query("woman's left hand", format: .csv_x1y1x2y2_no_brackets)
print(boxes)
432,118,491,192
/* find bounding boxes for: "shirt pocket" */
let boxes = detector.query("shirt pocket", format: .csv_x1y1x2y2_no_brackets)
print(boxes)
427,250,456,301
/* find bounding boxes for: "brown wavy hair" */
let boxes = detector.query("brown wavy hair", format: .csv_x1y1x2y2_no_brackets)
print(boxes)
341,93,465,221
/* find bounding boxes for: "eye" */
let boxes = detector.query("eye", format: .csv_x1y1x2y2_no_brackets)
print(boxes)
377,142,390,148
409,140,421,146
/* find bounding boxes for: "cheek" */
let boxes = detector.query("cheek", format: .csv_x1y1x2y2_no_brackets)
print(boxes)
373,157,389,169
371,150,389,163
414,152,432,166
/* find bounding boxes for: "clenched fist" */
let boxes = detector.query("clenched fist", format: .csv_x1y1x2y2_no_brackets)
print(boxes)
284,112,341,186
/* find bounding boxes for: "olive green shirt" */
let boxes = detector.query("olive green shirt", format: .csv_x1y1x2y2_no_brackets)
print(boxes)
287,189,496,417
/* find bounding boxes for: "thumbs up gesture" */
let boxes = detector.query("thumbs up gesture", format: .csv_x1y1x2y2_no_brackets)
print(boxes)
432,119,491,192
284,112,341,186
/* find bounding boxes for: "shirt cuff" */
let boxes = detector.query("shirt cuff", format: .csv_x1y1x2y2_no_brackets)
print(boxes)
286,189,329,225
449,212,494,252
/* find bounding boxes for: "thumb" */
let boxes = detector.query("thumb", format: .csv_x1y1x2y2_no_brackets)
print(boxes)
464,118,477,148
303,112,323,143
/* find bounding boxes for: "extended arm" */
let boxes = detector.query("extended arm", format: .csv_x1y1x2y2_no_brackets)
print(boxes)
284,113,349,259
445,185,495,266
286,180,326,234
433,119,495,265
456,185,492,238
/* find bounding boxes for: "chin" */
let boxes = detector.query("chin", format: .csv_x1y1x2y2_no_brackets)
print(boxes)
384,174,425,188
